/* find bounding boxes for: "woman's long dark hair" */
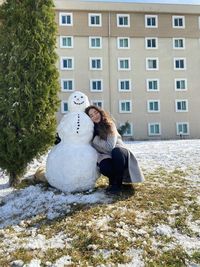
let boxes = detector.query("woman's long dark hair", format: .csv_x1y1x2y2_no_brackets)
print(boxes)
85,105,115,140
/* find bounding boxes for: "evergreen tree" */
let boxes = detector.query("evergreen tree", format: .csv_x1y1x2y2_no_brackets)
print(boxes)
0,0,60,185
117,122,131,137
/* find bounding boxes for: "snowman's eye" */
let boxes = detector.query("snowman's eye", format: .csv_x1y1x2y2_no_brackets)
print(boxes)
81,96,83,98
74,96,77,98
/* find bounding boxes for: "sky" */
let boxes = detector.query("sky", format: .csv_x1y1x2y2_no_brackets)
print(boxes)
87,0,200,4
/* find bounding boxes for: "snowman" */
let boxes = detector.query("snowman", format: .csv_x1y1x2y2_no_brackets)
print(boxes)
46,91,98,193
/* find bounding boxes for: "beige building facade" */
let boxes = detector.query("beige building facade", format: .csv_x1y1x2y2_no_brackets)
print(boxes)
0,0,199,139
55,0,200,140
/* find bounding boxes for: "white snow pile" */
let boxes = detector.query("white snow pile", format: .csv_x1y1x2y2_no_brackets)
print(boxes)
0,183,110,229
127,139,200,175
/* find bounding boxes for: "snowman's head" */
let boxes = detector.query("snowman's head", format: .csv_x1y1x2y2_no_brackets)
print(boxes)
68,91,90,112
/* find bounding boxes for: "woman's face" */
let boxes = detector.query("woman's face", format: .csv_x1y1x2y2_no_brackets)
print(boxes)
88,108,101,123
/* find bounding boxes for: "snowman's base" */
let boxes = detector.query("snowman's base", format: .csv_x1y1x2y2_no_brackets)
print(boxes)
46,142,98,193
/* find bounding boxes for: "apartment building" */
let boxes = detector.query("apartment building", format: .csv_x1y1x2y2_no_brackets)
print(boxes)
13,0,200,140
54,0,200,140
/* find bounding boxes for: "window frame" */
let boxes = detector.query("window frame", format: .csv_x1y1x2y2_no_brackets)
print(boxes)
61,79,74,92
176,122,190,135
118,79,132,92
172,15,185,29
145,14,158,28
59,12,73,26
117,37,130,49
117,14,130,27
145,37,158,49
147,100,160,112
60,57,74,70
146,57,159,71
89,36,102,49
175,99,188,112
119,122,133,137
90,79,103,92
173,38,185,49
118,58,131,71
174,79,187,91
88,13,102,27
148,123,161,136
146,79,160,92
174,58,186,70
90,100,104,108
119,100,132,113
89,57,103,70
61,101,68,114
60,36,73,48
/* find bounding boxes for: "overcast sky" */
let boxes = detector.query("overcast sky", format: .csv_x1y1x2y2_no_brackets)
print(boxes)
86,0,200,4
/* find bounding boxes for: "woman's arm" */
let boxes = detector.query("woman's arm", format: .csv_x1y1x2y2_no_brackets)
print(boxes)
92,133,117,154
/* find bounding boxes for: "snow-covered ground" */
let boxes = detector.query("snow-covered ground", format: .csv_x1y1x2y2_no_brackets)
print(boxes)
0,139,200,267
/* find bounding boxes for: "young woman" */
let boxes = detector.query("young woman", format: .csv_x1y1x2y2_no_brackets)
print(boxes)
85,105,144,193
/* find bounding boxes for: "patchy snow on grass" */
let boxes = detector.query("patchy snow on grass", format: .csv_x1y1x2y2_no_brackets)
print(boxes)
127,139,200,177
0,139,200,266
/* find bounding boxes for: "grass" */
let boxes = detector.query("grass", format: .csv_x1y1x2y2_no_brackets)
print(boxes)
0,167,199,266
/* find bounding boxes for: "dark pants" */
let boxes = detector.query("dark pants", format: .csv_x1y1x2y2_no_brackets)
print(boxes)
99,147,128,188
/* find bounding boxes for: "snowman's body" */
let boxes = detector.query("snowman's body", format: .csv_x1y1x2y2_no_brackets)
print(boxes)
46,92,98,193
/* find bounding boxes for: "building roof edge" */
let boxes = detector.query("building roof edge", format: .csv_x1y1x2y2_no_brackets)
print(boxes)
54,0,200,14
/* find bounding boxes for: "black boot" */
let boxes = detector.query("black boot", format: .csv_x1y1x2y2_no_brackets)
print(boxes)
106,185,121,194
105,179,122,194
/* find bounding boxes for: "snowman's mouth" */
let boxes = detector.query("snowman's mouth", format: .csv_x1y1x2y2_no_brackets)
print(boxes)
73,101,85,105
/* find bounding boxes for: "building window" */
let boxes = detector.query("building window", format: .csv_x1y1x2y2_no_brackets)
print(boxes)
117,14,130,27
91,100,103,108
145,15,158,28
90,58,102,70
176,122,189,135
118,79,131,91
59,13,73,26
60,36,73,48
89,37,102,49
117,37,130,49
147,100,160,112
88,13,102,27
172,16,185,28
199,16,200,29
174,58,186,70
118,58,131,70
148,123,161,136
61,101,68,113
175,100,188,112
173,38,185,49
90,79,103,91
119,123,133,136
146,58,159,70
60,57,74,70
145,37,158,49
146,79,159,91
61,79,74,91
119,100,132,113
175,79,187,91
